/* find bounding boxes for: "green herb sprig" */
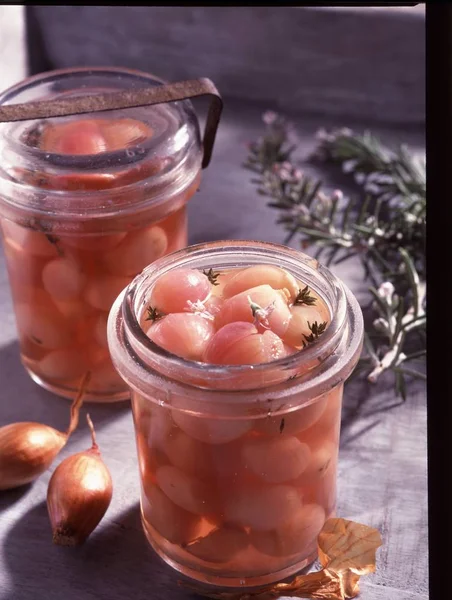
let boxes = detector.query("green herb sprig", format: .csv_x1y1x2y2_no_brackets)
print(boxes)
244,113,426,399
294,285,317,306
303,320,328,345
145,306,165,322
203,268,221,286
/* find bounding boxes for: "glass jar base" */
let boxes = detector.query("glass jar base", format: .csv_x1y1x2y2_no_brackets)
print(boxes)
23,363,131,403
141,516,317,590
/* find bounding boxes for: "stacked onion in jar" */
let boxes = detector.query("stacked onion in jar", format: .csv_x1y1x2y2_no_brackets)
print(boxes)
1,117,196,398
134,265,341,576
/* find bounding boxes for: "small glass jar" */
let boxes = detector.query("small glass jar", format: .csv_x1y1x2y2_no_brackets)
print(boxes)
107,240,364,590
0,67,203,402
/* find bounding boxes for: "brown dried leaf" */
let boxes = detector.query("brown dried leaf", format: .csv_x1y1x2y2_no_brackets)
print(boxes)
318,518,383,598
179,517,382,600
260,569,344,599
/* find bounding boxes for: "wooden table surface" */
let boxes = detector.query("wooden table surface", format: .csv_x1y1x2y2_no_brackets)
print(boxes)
0,102,427,600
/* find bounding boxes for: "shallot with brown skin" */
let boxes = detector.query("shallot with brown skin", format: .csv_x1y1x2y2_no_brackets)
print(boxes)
47,414,113,546
0,372,90,491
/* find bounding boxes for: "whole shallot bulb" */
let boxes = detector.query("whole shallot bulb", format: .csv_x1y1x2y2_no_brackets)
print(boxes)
47,414,113,546
0,372,90,491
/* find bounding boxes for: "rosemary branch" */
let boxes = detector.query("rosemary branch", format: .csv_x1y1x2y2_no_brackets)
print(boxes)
243,112,426,400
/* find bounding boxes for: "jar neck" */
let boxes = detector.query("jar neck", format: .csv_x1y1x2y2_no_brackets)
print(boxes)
0,150,201,230
0,67,202,226
108,241,364,405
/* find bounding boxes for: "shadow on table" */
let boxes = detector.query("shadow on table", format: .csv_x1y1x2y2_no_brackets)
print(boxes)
3,501,192,600
0,484,33,513
0,341,131,435
339,376,406,449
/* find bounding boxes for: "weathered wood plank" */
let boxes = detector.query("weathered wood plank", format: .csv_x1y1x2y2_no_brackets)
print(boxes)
26,6,425,125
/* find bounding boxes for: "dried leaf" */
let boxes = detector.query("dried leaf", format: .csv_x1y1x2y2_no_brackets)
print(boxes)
179,517,382,600
318,518,383,598
260,569,343,599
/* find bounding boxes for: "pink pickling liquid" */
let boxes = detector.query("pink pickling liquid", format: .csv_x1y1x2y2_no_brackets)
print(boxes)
135,385,341,586
0,116,198,401
133,264,340,586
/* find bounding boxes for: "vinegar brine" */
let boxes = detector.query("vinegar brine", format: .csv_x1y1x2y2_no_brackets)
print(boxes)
137,264,337,577
0,67,204,401
107,241,364,589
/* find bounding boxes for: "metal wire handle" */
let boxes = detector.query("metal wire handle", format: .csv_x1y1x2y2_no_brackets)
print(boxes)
0,77,223,168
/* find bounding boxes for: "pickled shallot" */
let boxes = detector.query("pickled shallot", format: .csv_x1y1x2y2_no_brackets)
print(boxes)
250,503,326,557
150,268,211,314
0,102,201,401
146,313,215,361
203,322,288,365
144,264,329,365
142,482,202,545
215,285,292,338
223,265,299,301
125,262,342,583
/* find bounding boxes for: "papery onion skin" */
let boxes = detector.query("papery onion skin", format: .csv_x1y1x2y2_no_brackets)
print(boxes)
0,372,89,491
47,414,113,546
0,424,66,491
47,451,113,545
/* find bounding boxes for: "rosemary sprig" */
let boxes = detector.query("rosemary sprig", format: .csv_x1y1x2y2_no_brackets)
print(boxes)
203,268,221,286
312,127,426,207
294,285,317,306
244,113,426,399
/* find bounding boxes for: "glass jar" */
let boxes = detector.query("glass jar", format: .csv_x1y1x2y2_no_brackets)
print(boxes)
0,67,203,402
107,240,364,590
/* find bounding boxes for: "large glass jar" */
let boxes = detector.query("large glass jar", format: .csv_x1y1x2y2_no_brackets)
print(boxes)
0,67,203,402
107,240,364,589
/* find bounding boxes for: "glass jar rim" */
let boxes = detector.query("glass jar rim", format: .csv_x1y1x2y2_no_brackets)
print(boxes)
0,66,202,222
108,240,364,405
